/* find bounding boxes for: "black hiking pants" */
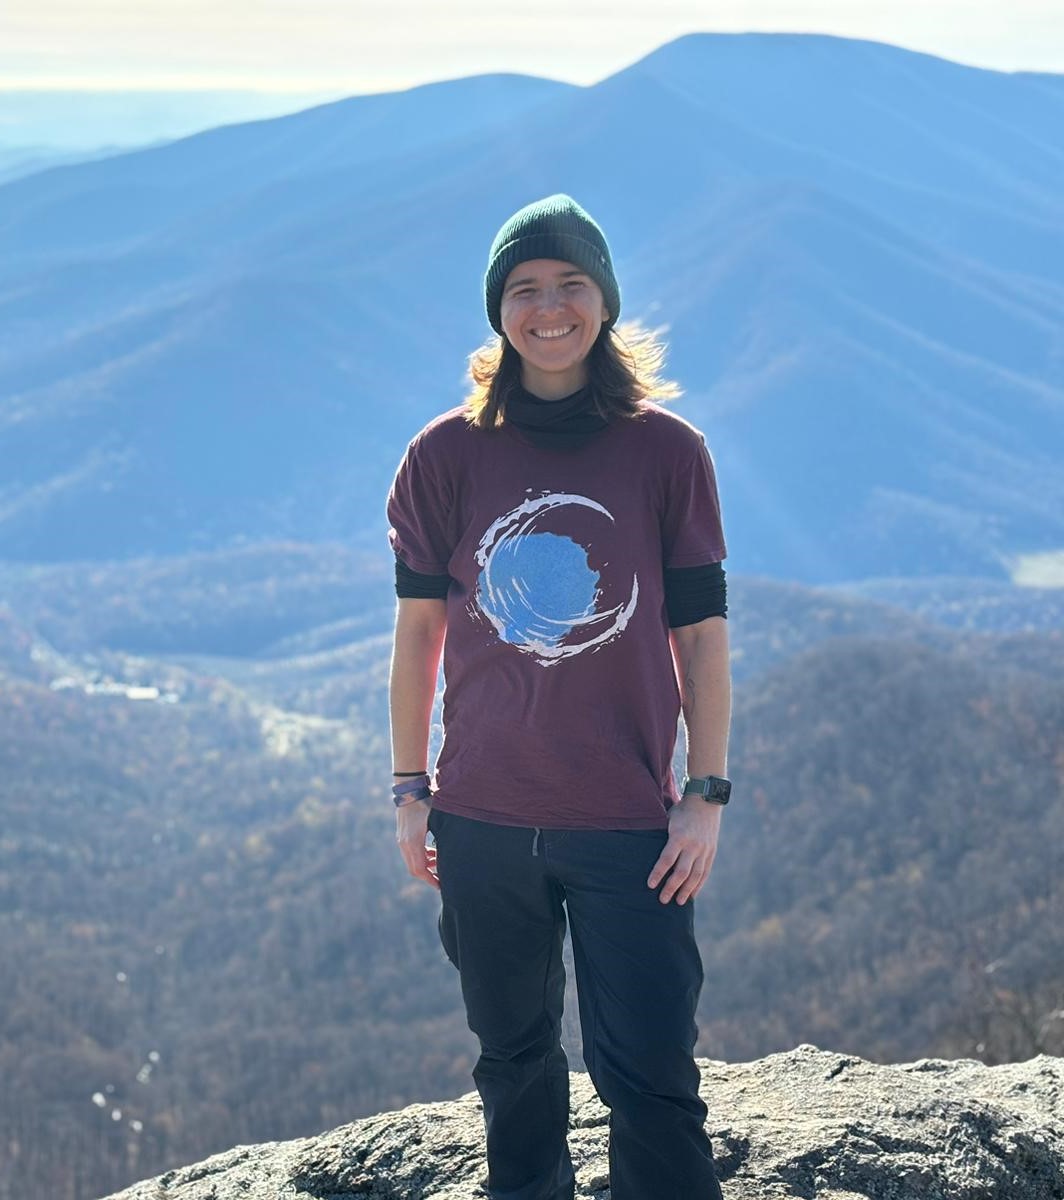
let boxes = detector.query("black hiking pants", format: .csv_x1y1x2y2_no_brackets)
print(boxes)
428,807,724,1200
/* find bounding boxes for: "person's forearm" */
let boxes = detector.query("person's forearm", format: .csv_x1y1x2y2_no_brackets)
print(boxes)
389,601,447,774
670,616,731,778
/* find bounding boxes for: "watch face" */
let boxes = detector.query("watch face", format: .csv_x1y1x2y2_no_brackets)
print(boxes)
708,777,731,803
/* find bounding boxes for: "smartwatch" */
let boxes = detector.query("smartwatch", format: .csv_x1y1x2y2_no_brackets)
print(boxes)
681,774,731,805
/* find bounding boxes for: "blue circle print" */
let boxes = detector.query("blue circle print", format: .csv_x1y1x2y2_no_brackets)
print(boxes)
480,530,599,649
471,491,639,667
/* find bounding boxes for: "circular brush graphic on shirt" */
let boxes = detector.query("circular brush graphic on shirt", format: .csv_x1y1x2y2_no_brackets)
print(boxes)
469,491,639,667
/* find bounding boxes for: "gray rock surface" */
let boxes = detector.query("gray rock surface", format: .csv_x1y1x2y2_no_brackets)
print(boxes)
102,1045,1064,1199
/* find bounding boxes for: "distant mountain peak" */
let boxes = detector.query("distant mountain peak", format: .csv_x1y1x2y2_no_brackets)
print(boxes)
632,28,1005,77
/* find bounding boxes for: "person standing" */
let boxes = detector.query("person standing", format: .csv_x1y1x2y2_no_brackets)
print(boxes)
387,194,731,1200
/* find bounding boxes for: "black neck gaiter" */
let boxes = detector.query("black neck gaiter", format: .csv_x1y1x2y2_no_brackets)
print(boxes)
503,383,610,450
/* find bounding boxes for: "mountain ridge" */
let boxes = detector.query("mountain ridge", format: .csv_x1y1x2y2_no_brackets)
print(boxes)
0,33,1060,576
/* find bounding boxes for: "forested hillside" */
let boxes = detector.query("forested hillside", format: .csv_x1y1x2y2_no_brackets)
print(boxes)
2,617,1061,1199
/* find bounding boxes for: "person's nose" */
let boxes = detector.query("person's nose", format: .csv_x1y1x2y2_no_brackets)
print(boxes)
535,286,566,315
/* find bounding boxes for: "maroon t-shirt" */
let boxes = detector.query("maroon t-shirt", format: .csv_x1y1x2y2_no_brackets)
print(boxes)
386,401,727,830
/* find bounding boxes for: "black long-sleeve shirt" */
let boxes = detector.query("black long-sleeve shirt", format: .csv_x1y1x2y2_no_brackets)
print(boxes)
395,556,727,626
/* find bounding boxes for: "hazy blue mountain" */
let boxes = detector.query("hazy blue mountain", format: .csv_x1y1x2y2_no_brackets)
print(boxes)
0,144,128,185
0,89,339,150
830,576,1064,634
0,36,1060,582
6,541,1063,716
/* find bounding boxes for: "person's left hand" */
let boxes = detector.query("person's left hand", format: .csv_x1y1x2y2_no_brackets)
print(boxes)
647,796,723,905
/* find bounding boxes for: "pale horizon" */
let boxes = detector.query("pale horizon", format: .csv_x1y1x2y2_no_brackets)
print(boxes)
1,2,1062,97
2,8,1059,152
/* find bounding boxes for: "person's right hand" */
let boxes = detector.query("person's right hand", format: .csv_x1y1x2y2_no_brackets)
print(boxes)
396,799,438,890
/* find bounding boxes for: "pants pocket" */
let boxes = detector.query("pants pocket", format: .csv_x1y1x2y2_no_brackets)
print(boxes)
426,805,439,837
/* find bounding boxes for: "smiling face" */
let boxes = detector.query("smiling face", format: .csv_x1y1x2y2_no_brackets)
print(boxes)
499,258,611,399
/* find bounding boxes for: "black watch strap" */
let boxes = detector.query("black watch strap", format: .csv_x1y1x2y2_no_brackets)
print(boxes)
681,774,731,805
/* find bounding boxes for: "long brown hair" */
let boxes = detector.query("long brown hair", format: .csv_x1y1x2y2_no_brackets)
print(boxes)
463,321,683,430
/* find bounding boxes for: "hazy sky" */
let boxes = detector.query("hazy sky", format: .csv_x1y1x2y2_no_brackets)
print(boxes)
1,0,1060,93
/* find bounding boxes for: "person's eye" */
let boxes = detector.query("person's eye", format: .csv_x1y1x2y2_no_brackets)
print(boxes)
565,280,585,288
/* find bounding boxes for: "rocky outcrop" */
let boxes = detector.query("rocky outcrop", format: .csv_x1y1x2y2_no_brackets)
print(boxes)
102,1045,1063,1199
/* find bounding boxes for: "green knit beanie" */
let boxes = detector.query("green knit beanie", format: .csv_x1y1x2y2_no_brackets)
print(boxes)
484,193,621,336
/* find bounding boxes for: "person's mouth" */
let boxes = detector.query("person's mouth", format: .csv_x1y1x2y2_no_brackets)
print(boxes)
531,325,576,340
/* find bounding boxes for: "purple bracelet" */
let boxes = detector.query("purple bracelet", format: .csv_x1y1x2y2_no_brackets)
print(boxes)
392,775,431,807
